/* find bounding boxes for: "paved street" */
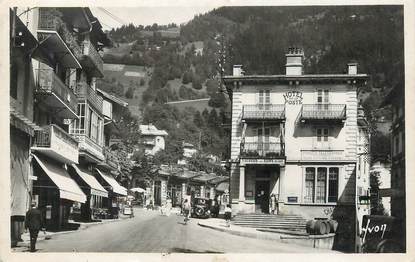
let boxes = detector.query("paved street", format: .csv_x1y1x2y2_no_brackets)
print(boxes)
29,208,324,253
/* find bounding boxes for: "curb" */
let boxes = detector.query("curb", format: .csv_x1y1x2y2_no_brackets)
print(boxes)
197,222,283,242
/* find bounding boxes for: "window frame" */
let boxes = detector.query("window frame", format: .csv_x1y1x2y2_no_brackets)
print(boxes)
303,165,341,204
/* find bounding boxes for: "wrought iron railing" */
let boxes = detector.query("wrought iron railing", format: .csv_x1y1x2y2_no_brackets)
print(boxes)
240,142,284,158
300,104,346,120
242,104,285,120
38,8,82,58
80,40,104,74
33,124,78,149
35,69,78,113
75,82,103,113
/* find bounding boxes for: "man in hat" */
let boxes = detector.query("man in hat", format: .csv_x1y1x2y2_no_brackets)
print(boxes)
25,202,44,252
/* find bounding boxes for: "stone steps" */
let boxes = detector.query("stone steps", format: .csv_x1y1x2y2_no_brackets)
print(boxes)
232,214,307,232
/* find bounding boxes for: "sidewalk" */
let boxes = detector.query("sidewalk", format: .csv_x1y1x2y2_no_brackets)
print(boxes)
12,213,133,252
198,218,339,252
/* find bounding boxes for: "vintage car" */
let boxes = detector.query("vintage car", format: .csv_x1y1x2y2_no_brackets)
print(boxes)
191,197,212,219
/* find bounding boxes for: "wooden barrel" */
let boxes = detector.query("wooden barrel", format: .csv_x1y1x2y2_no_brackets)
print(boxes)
322,220,331,234
328,220,338,233
314,220,327,235
306,220,316,234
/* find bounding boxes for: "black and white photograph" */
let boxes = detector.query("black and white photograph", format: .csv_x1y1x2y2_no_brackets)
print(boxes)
4,1,412,258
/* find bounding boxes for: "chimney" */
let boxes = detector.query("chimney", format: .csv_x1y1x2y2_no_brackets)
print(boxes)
233,65,244,76
285,47,304,75
347,62,358,75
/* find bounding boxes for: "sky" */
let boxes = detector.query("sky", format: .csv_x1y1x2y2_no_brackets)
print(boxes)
91,6,218,30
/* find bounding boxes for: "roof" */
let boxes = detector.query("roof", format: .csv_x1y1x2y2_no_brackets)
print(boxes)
97,88,128,107
209,176,229,185
192,172,218,183
177,170,200,179
216,182,229,192
223,74,368,81
139,124,168,136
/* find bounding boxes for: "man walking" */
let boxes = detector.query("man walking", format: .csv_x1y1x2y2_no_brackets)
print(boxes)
25,202,44,252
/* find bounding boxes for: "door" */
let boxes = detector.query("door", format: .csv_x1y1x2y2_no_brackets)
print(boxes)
255,180,270,213
154,181,161,206
257,127,271,156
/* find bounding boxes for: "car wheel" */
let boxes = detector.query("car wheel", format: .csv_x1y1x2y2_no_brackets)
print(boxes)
195,207,204,217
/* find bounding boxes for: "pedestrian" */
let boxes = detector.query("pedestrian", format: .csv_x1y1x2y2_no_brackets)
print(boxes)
182,199,191,225
224,204,232,227
25,202,45,252
270,194,277,215
166,198,172,217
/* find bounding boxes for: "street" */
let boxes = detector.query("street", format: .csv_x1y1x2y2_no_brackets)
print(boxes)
30,208,324,253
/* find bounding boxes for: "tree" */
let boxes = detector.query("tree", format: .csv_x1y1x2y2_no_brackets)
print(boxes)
125,86,135,99
182,71,193,84
370,171,387,215
191,76,203,90
208,92,226,108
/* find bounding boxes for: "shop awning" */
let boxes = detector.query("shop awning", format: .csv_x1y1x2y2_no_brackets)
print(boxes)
71,164,108,198
32,154,86,203
95,168,127,196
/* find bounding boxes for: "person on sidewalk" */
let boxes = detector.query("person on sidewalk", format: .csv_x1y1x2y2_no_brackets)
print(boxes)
270,194,277,215
224,205,232,227
182,199,191,225
25,202,45,252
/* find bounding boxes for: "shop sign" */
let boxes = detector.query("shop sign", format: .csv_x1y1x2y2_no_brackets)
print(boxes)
287,196,298,203
284,91,303,105
241,158,285,166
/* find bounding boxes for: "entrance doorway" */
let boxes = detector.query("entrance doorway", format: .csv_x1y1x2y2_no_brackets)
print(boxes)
255,180,270,213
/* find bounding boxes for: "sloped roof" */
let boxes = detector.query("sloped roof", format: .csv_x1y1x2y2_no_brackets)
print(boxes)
96,88,128,107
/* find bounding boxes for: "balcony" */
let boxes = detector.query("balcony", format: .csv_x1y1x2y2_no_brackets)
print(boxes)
32,124,79,164
79,41,104,78
299,104,346,123
301,149,345,161
75,82,103,113
37,8,82,68
72,134,105,163
35,69,78,118
241,142,285,158
242,104,285,121
99,147,119,171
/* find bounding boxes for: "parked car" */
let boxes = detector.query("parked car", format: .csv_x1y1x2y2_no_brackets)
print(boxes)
123,205,134,217
191,197,212,219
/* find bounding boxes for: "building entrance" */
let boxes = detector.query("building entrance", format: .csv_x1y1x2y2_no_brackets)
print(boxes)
255,180,270,213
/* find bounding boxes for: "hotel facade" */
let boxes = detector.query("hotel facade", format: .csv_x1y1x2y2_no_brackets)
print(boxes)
223,49,370,229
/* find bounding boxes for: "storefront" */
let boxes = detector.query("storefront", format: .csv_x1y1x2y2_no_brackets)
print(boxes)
68,165,108,221
32,154,86,230
94,168,127,217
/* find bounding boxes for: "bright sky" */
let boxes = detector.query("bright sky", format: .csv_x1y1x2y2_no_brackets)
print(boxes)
91,6,218,30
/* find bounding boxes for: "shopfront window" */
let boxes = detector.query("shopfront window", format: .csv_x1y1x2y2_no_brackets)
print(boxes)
304,167,315,203
328,168,339,202
304,166,339,203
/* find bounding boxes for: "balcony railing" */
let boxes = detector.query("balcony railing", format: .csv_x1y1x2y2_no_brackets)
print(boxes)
35,69,78,114
242,104,285,121
240,142,284,158
104,147,119,170
38,8,82,58
75,82,103,113
72,134,105,162
32,124,79,163
80,41,104,76
301,149,345,161
300,104,346,122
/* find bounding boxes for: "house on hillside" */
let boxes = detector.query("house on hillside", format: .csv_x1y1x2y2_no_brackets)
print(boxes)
139,124,168,155
223,47,370,250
